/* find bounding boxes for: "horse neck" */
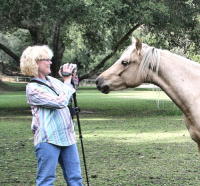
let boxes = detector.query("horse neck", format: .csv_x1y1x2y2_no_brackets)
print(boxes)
148,50,200,114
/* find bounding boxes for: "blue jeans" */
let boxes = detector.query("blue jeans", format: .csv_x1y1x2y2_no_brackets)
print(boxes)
35,142,83,186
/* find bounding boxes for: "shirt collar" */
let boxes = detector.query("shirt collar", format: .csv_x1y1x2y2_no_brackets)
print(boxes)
31,77,48,83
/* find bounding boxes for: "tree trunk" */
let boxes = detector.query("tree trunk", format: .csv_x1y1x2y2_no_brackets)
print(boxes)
29,26,65,77
29,28,48,45
51,24,65,77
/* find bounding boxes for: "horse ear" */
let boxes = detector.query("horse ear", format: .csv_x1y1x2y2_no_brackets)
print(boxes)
131,37,137,44
135,38,142,54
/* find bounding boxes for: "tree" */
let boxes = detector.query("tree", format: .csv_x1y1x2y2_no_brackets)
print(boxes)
0,0,199,79
70,0,200,80
0,0,87,76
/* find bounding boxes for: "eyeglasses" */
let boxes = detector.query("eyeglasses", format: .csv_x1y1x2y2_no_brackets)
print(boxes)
37,59,51,62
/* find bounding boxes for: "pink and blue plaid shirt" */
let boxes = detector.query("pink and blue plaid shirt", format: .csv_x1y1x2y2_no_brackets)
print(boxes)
26,76,76,147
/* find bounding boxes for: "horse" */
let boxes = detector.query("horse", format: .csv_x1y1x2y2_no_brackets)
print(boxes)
96,37,200,151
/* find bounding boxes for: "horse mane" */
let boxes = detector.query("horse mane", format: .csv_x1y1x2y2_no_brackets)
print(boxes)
137,45,161,80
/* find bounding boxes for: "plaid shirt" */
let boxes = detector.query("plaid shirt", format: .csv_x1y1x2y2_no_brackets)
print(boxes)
26,76,76,146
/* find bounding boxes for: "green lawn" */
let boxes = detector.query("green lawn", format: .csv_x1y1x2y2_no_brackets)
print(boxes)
0,88,199,186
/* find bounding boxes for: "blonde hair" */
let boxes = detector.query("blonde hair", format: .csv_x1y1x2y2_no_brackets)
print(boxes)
20,45,53,76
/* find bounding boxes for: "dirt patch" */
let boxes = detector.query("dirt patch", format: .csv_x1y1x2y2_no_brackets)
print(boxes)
80,110,96,114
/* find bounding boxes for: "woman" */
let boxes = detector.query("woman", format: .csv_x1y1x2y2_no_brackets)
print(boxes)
20,45,83,186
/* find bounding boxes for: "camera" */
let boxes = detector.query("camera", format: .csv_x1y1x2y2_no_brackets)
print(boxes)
60,64,77,77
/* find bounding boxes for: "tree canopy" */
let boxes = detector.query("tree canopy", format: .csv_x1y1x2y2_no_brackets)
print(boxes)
0,0,199,79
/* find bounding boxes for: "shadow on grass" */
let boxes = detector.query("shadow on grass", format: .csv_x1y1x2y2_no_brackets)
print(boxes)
0,107,31,117
80,104,182,118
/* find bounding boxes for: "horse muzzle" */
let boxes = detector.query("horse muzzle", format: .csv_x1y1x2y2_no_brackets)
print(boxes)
95,77,110,94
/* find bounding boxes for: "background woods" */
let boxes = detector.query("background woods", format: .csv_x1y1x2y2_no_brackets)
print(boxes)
0,0,199,80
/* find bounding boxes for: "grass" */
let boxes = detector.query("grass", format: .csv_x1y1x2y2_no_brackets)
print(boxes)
0,87,200,186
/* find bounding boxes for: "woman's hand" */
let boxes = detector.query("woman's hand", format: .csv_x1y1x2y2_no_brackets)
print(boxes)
59,63,76,84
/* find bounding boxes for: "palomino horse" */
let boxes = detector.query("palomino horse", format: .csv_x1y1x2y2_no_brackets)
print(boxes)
96,38,200,150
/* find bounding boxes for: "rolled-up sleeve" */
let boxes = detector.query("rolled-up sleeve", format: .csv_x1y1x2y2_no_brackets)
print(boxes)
26,83,75,109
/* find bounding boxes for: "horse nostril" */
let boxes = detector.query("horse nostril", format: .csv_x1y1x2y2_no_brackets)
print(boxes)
103,85,109,91
95,77,110,93
101,85,110,94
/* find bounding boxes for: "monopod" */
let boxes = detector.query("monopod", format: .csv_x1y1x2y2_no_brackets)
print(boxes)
72,92,90,186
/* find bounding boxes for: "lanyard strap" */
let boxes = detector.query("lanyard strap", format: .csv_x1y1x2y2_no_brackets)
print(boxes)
30,79,59,96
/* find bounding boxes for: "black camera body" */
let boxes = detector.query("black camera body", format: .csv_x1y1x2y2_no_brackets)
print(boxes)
60,64,77,77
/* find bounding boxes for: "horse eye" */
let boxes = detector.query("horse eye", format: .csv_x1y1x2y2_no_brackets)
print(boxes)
121,60,129,66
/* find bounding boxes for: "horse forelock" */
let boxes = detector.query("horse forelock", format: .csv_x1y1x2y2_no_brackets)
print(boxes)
120,45,136,62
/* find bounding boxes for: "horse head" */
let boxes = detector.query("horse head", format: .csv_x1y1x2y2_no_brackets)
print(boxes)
96,38,145,94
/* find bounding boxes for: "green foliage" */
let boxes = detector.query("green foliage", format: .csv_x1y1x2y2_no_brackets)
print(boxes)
0,0,199,76
63,0,200,74
134,30,200,63
0,0,86,31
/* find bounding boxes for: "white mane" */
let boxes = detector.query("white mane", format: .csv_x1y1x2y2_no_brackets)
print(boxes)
138,46,160,80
